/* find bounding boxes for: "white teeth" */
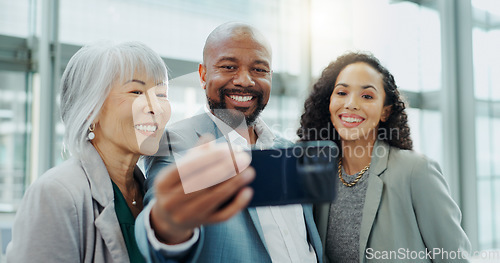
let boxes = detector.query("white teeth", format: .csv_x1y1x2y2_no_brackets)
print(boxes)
229,95,253,102
135,125,157,132
341,116,363,123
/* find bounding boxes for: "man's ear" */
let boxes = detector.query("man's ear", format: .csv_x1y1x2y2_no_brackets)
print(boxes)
381,105,392,122
199,64,207,90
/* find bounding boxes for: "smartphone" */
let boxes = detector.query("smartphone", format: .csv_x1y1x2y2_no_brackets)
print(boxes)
247,140,339,207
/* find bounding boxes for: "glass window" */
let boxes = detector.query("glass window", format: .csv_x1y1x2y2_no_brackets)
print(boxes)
58,0,305,73
0,0,30,37
0,71,29,211
310,0,442,162
477,179,494,248
493,118,500,173
472,0,500,250
495,180,500,246
418,110,443,168
311,0,441,93
405,108,443,168
475,115,492,177
472,0,500,16
56,0,312,147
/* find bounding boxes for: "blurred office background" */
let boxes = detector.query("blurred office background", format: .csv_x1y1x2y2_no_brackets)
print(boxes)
0,0,498,255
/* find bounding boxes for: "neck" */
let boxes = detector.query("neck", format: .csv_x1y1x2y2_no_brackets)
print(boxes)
340,139,375,175
90,138,143,217
235,125,257,145
90,139,139,190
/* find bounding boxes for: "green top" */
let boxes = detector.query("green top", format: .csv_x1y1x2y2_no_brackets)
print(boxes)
111,181,145,263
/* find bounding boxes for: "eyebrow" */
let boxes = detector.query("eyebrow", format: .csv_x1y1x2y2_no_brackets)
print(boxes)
125,79,146,85
215,57,270,68
335,83,378,91
254,60,270,68
216,57,238,64
155,81,168,86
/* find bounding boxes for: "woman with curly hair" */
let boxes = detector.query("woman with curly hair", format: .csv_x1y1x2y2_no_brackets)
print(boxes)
298,52,471,262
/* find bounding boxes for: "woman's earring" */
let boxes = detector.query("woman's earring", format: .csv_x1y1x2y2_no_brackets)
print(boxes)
88,123,96,140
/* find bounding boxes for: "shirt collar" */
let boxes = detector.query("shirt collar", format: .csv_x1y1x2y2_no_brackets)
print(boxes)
203,104,275,149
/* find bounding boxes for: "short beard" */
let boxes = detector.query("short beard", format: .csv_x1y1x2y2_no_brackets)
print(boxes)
207,89,267,128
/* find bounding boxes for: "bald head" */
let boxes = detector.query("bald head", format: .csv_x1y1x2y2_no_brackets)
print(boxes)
203,22,272,64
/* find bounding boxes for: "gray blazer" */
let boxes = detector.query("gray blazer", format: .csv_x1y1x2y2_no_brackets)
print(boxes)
6,142,139,263
315,140,471,263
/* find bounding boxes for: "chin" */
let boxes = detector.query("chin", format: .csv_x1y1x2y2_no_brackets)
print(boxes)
338,132,360,142
138,140,161,155
140,146,160,156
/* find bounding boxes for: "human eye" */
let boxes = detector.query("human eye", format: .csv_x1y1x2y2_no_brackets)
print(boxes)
254,67,269,73
130,90,143,95
219,65,237,71
251,68,269,76
333,85,348,96
156,93,168,99
362,94,374,99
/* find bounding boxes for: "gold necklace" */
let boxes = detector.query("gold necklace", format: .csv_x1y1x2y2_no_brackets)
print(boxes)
338,159,370,187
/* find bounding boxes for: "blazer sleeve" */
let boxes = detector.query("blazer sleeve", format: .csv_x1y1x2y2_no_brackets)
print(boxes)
6,177,82,262
137,129,204,263
135,202,204,263
409,156,472,262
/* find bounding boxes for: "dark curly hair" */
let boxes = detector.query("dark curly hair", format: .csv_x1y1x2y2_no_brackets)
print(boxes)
297,52,413,150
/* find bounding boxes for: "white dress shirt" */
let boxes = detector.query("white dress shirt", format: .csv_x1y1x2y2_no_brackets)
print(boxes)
145,106,317,262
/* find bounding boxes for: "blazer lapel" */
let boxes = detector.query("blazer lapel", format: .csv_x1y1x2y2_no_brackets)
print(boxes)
358,140,390,262
80,142,129,263
95,204,129,263
314,203,330,261
303,204,323,262
247,207,270,253
193,112,225,140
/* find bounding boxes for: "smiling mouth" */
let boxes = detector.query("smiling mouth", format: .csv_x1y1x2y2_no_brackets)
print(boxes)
340,115,364,123
228,95,253,102
134,124,158,133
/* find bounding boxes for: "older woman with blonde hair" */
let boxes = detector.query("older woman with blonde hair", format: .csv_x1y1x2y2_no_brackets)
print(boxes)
6,41,171,262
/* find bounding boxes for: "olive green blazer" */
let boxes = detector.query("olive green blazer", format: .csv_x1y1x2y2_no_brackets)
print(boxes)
315,140,471,263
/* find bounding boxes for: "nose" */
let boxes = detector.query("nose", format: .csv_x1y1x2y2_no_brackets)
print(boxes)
232,69,255,87
344,94,359,110
145,90,165,115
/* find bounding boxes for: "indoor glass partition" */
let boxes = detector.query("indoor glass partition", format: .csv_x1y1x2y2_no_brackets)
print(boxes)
472,0,500,249
310,0,443,164
0,71,29,212
0,0,30,37
56,0,312,147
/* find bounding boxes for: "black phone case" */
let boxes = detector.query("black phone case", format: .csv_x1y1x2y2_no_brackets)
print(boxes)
247,141,339,207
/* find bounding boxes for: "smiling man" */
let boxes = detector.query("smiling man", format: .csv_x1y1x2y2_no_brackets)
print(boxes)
201,24,271,132
135,22,323,263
